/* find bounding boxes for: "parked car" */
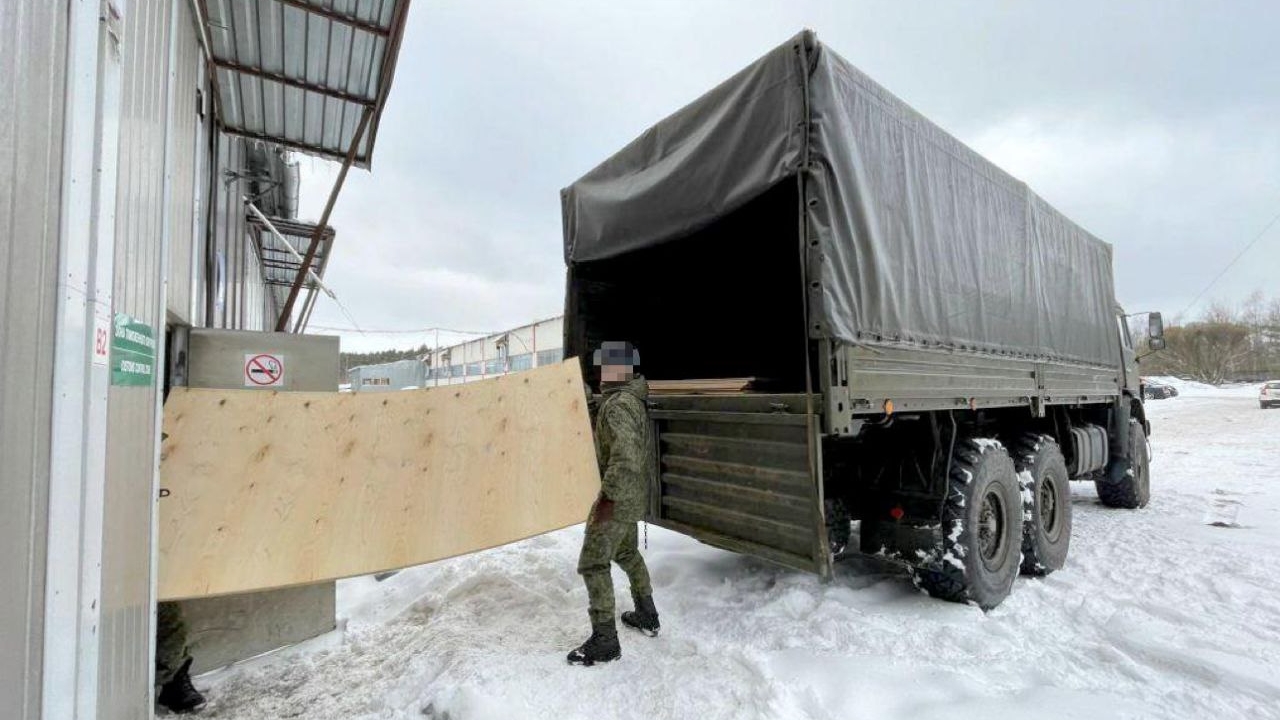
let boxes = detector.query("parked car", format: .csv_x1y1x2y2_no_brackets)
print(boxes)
1142,378,1179,400
1261,381,1280,409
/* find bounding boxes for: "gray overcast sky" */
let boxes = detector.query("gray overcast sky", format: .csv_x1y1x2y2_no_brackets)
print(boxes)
298,1,1280,353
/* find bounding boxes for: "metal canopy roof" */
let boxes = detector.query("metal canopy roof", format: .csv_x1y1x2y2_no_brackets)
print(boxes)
201,0,410,167
248,214,336,321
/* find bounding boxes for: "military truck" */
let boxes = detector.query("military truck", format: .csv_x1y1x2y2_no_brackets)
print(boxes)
560,30,1164,609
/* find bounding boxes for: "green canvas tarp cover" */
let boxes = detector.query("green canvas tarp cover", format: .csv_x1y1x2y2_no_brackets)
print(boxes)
561,30,1121,368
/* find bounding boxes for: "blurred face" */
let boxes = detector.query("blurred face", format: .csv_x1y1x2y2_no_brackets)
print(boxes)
600,363,634,384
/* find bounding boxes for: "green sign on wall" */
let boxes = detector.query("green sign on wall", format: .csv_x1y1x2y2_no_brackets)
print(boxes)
111,313,156,387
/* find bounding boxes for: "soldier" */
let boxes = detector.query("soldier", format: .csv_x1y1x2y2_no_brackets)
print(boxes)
567,340,661,666
155,601,206,713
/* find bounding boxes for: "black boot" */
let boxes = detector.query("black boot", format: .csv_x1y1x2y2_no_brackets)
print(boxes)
158,657,206,714
621,595,660,637
566,621,621,666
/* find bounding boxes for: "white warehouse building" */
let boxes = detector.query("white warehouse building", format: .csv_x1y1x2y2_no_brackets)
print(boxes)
344,316,566,391
427,315,565,385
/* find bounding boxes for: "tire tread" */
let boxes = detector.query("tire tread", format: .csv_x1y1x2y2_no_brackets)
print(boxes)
1012,433,1071,576
911,438,1020,609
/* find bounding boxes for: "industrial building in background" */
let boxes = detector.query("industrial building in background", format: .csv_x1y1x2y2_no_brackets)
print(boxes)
347,316,565,391
347,358,427,391
1,1,410,719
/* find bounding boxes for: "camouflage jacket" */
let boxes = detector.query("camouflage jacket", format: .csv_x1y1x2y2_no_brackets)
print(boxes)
594,375,654,523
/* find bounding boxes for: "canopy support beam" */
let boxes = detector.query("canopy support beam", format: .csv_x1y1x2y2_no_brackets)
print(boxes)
273,0,392,37
295,233,334,333
275,105,371,331
212,58,376,107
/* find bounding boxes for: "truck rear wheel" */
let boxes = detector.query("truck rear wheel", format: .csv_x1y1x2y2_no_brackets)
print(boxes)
1096,420,1150,509
1013,435,1071,576
911,439,1021,610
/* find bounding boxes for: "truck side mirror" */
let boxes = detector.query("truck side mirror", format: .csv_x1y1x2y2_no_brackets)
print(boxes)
1148,312,1166,351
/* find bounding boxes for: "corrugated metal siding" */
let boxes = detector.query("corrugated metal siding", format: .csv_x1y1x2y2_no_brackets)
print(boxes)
244,238,269,330
207,133,276,330
204,0,401,165
100,0,172,716
165,0,203,324
0,1,67,716
191,51,212,328
210,134,236,327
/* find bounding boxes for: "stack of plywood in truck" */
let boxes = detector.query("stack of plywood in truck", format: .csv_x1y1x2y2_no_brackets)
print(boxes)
647,378,756,395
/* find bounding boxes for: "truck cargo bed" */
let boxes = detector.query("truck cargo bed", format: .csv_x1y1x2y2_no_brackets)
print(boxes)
823,344,1122,434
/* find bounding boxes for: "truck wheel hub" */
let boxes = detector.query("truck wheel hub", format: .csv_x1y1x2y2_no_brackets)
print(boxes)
978,490,1007,568
1039,477,1059,534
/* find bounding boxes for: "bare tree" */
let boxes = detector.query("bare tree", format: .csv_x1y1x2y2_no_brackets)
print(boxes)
1142,294,1280,382
1156,322,1252,384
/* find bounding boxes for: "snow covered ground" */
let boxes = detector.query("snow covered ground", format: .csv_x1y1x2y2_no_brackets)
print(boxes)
1142,375,1264,399
196,390,1280,720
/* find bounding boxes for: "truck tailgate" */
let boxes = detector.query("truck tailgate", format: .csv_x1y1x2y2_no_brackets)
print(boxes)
647,393,832,578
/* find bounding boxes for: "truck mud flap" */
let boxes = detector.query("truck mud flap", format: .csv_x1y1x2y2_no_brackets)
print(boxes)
647,394,832,578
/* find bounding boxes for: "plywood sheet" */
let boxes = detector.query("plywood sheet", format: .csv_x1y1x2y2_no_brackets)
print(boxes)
158,360,599,600
648,378,756,394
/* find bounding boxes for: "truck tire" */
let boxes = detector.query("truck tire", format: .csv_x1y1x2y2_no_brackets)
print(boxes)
911,439,1022,610
1096,420,1150,509
1013,435,1071,576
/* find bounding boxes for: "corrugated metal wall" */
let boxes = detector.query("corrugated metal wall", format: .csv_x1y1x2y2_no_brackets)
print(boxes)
99,0,172,716
208,133,275,331
244,243,270,330
209,134,238,328
191,54,213,329
0,1,68,717
1,2,301,716
164,0,203,326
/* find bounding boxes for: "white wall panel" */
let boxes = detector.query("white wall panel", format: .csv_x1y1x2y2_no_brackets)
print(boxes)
100,0,172,716
0,1,68,716
164,0,203,324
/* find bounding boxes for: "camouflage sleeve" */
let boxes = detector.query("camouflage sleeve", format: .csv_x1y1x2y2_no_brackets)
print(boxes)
584,383,599,425
599,400,644,503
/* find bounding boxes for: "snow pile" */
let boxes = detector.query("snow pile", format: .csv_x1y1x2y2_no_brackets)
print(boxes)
196,397,1280,720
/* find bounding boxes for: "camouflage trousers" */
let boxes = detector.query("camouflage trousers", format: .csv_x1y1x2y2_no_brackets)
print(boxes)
577,519,653,626
155,601,190,685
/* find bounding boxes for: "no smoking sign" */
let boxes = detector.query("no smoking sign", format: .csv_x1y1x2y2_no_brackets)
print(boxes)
244,353,285,387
